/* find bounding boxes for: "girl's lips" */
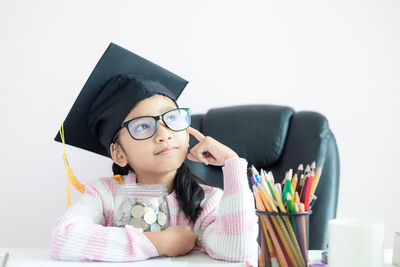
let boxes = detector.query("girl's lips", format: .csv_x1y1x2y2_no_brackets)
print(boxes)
156,147,178,155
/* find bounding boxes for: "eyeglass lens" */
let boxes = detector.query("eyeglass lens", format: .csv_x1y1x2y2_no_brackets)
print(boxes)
127,109,190,140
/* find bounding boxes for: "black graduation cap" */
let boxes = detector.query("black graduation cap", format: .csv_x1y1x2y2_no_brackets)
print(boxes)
54,42,188,158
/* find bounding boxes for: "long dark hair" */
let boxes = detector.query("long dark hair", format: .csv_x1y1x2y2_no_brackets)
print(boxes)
112,161,206,224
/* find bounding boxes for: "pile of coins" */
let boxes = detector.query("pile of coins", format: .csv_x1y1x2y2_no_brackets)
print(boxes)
114,199,169,232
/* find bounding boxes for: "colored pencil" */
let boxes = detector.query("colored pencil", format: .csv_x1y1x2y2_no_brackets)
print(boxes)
311,165,323,195
302,172,314,211
253,186,289,267
291,173,298,194
310,161,316,172
252,162,318,267
296,164,304,178
273,187,305,267
294,203,307,261
260,184,299,266
298,174,306,198
265,229,279,267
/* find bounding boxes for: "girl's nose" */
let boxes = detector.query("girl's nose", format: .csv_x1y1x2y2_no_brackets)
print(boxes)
154,120,172,142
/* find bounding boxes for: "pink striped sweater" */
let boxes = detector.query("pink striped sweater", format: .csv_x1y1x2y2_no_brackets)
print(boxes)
50,158,258,262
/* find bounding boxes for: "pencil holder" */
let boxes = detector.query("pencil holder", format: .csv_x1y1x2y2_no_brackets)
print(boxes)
256,210,312,267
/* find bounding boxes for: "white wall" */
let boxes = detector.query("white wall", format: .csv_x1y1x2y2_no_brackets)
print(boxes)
0,0,399,249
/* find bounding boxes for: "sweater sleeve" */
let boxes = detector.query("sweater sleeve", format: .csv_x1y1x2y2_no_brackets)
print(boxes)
193,158,259,262
50,178,159,262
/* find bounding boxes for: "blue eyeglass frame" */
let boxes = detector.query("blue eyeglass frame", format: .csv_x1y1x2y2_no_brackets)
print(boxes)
112,108,191,142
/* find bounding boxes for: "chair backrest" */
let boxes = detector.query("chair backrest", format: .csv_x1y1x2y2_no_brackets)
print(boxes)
184,104,340,250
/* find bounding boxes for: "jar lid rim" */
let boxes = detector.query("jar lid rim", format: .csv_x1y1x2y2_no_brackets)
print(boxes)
117,183,168,194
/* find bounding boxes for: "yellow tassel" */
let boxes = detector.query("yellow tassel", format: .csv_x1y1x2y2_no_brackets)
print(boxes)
112,175,124,184
60,124,85,206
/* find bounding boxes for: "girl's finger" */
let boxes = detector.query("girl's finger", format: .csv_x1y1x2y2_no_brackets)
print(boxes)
186,152,198,162
188,143,210,165
203,152,219,166
187,152,208,165
186,127,205,142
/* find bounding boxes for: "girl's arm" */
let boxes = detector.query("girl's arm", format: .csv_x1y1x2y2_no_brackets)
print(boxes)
50,178,158,262
194,157,259,262
185,127,258,262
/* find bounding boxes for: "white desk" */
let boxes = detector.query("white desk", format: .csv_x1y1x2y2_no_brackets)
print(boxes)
307,250,396,266
1,248,396,267
1,249,244,267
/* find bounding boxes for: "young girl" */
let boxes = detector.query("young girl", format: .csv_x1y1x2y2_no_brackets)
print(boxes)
51,43,258,263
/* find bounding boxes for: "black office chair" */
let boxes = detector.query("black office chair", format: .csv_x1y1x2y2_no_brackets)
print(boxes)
184,105,340,250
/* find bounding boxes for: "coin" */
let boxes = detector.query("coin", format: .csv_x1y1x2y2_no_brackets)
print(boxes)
150,223,161,232
130,217,149,231
157,212,168,226
143,209,157,224
144,207,153,213
149,200,160,211
131,204,145,218
160,202,169,215
135,201,145,207
150,204,159,212
114,193,170,231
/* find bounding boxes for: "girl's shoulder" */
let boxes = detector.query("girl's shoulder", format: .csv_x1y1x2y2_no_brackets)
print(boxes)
86,176,119,187
84,176,119,197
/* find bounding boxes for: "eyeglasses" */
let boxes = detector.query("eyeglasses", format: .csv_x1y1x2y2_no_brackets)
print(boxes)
113,108,191,141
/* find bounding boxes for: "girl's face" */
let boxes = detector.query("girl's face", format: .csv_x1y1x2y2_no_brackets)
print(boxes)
111,94,190,176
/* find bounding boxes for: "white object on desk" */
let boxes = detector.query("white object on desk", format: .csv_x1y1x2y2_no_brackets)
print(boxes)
328,218,384,267
394,231,400,266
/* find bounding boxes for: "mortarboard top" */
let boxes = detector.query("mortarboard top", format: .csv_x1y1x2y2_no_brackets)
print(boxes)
54,42,188,158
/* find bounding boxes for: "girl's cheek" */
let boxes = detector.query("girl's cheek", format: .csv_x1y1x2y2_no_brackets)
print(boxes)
128,145,151,162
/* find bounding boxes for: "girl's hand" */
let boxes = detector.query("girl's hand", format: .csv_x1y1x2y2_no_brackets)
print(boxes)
186,127,239,166
145,226,197,256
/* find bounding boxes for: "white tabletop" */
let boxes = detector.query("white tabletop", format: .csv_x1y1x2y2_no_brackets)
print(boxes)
0,249,244,267
0,248,396,267
307,250,395,266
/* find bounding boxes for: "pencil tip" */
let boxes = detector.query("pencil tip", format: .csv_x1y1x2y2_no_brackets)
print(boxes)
251,165,259,175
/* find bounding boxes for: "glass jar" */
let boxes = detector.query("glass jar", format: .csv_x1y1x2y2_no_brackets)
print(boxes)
113,183,170,232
